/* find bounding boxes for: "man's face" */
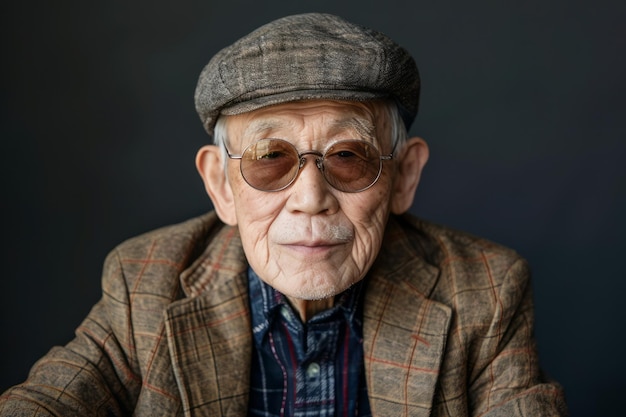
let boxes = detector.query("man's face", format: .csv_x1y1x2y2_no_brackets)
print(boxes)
220,100,402,301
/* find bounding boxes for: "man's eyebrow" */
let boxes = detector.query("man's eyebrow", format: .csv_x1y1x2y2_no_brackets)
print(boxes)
242,119,286,138
332,117,376,141
242,115,376,140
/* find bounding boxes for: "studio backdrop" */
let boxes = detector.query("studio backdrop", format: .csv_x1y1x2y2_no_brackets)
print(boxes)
2,1,625,416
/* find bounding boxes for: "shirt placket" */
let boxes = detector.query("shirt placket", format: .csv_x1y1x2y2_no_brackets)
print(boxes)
295,319,341,417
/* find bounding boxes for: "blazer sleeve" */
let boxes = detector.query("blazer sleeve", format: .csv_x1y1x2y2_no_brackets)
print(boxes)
0,249,142,416
466,258,567,416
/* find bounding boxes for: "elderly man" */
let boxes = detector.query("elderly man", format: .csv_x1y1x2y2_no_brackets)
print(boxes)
0,13,566,417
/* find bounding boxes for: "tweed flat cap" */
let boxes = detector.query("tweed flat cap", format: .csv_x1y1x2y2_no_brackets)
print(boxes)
194,13,420,135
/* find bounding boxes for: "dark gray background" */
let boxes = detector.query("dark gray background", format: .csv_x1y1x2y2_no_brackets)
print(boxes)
2,1,625,415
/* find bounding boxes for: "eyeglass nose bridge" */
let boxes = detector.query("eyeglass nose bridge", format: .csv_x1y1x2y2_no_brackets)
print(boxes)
298,150,325,172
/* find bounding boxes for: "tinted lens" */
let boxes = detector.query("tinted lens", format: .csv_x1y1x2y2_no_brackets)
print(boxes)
323,141,382,192
240,139,300,191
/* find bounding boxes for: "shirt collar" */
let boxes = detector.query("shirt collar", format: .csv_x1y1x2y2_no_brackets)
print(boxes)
248,267,365,343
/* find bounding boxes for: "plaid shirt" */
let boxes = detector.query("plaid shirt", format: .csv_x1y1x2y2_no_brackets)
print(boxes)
248,269,371,417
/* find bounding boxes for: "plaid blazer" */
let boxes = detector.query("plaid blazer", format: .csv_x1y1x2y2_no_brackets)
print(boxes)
0,212,567,416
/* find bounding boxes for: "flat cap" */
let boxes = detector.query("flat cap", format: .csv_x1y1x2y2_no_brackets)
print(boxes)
194,13,420,135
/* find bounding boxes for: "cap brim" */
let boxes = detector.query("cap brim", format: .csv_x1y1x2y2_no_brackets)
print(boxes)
220,89,387,116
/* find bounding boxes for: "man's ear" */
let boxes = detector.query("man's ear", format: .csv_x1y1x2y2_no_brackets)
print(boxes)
195,145,238,225
390,136,430,215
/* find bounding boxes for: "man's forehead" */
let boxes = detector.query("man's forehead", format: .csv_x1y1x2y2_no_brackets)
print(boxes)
229,100,383,140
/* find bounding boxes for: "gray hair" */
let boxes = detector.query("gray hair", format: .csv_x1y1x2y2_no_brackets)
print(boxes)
212,100,408,169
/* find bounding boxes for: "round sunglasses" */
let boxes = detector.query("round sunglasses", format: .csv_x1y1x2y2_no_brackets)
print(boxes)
224,138,394,193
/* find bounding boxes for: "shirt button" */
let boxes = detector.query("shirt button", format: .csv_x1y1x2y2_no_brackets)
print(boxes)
306,362,320,378
280,306,292,323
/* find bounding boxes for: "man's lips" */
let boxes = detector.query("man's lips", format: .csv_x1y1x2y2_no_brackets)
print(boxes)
280,240,346,254
285,240,342,247
272,222,354,249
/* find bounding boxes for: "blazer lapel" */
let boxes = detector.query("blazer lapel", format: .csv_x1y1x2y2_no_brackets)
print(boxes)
363,217,452,416
165,226,252,417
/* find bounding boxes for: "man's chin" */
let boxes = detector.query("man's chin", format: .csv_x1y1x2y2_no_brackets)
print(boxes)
276,275,358,301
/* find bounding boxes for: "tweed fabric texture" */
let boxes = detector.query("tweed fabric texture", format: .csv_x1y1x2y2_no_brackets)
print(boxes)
0,212,567,416
194,13,420,135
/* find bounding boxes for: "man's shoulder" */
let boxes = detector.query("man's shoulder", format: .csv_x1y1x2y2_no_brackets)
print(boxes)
399,214,521,263
112,211,224,260
393,213,527,288
101,211,230,296
390,214,531,321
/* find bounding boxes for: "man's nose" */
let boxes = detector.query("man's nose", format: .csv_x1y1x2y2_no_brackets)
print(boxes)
285,155,338,214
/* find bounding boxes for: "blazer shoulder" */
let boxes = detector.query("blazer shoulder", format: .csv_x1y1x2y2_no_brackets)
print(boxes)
398,213,524,266
393,213,529,300
102,211,228,300
114,211,222,257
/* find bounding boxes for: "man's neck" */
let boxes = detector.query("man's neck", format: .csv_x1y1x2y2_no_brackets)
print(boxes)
286,296,335,322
